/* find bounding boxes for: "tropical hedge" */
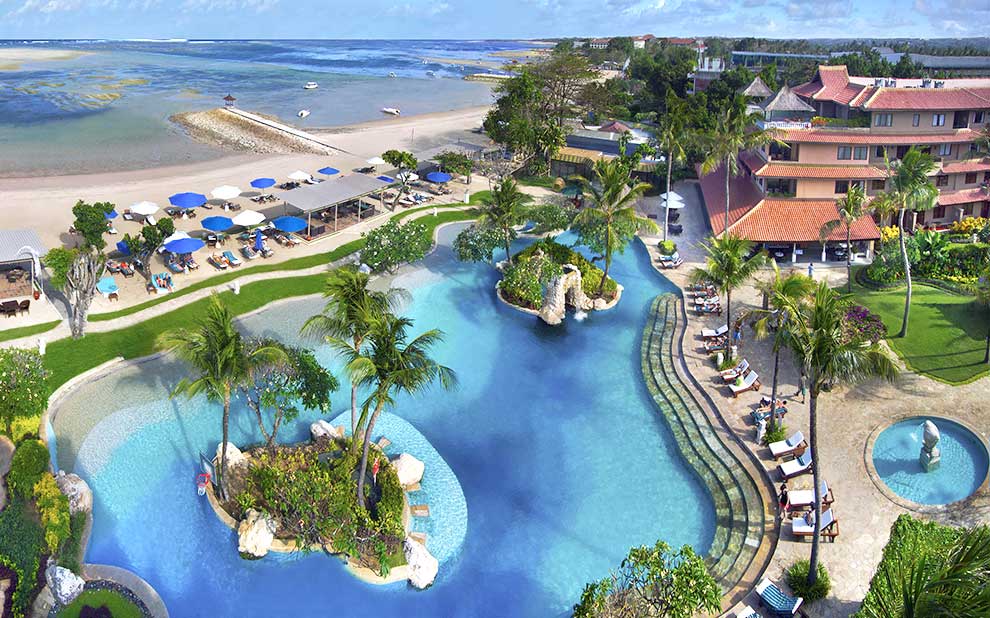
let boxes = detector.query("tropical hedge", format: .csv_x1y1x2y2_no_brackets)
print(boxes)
0,496,46,618
505,238,618,309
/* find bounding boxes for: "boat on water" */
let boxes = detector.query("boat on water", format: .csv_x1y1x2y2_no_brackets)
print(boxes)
381,107,401,116
426,70,436,77
387,72,397,78
297,110,310,118
303,81,319,90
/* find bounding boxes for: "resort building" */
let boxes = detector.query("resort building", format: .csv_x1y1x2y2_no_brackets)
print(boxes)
874,48,990,77
698,65,990,262
588,38,610,50
632,34,655,49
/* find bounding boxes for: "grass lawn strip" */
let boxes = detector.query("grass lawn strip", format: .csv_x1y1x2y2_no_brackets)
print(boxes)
55,589,144,618
0,320,62,344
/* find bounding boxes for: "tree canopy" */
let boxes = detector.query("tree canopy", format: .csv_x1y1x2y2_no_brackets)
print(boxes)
0,348,49,437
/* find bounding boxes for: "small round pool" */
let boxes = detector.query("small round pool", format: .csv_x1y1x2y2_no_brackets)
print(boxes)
871,417,989,506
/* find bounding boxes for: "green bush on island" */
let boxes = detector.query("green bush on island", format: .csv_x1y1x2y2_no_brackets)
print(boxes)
0,496,46,618
7,439,50,499
500,252,563,309
58,512,87,574
515,238,618,300
786,559,830,602
33,473,72,553
55,589,145,618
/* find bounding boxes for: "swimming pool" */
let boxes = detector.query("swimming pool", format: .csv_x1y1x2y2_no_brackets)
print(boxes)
53,225,715,617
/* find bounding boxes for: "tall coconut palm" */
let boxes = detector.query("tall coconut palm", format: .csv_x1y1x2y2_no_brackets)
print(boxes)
157,293,284,499
820,184,870,293
701,95,779,237
976,267,990,365
877,148,939,337
571,158,658,294
690,234,768,360
334,314,456,507
477,177,532,264
658,93,691,242
778,282,897,587
301,265,409,441
753,262,816,429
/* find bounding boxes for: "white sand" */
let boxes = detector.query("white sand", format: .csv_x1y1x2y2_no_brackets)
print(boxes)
0,48,89,71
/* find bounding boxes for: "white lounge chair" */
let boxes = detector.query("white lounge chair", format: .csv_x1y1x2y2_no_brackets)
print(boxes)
720,359,750,382
146,215,157,226
735,606,761,618
779,451,813,479
730,371,760,397
786,480,833,511
701,324,729,339
791,507,839,540
769,431,806,460
756,578,803,616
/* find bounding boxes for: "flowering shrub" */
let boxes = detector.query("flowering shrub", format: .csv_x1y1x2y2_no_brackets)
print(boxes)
360,219,431,273
843,305,887,343
33,473,71,553
880,225,900,245
950,217,989,236
501,251,563,309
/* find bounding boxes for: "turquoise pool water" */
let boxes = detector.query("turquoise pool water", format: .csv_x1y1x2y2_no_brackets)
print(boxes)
56,225,715,617
872,417,990,506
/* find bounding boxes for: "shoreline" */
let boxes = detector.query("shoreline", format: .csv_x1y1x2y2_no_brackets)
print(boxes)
0,47,89,71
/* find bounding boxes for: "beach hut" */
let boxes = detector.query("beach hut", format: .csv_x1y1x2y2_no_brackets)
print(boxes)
223,94,236,108
279,174,391,237
0,229,45,304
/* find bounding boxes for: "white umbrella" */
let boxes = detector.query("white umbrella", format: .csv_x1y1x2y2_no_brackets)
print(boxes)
233,210,266,227
660,192,686,210
367,156,386,165
397,171,419,182
211,185,242,200
288,170,312,182
129,201,159,216
162,231,191,244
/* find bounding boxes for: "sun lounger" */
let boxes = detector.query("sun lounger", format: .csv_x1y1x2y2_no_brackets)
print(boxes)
779,452,812,479
791,508,839,541
119,263,135,277
702,324,729,339
756,578,803,617
146,215,157,226
730,371,760,397
659,257,683,269
122,211,135,222
752,406,788,424
240,245,259,260
166,259,184,274
736,606,762,618
720,359,750,382
105,261,121,274
786,480,833,512
222,250,243,267
208,254,228,270
697,303,722,315
769,431,807,460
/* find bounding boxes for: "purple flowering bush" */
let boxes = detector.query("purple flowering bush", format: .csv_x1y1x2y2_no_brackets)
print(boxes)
843,305,887,343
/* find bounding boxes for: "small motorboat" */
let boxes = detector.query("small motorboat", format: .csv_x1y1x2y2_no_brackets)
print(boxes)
297,109,310,118
381,107,401,116
303,81,319,90
387,72,397,78
426,70,436,77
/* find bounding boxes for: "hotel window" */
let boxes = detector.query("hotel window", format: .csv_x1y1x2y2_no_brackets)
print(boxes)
837,146,852,160
871,179,886,191
971,143,981,153
976,111,985,124
965,172,978,184
938,144,952,157
874,146,888,159
985,171,990,182
934,206,946,219
912,114,920,127
835,180,850,194
935,175,949,187
932,113,946,127
874,113,893,127
853,146,868,160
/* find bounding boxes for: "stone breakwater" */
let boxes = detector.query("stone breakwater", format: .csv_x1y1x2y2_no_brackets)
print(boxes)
170,108,331,155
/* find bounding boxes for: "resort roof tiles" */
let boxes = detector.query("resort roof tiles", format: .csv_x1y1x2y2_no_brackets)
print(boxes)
793,66,865,105
779,128,980,145
940,159,990,175
729,199,882,243
938,187,990,206
754,163,887,179
696,162,764,236
861,87,990,110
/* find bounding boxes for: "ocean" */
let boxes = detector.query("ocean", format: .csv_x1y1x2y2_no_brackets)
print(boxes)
0,39,530,177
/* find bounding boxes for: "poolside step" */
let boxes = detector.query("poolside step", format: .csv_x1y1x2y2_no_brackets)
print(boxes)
376,437,392,450
405,482,422,492
410,504,430,517
409,532,428,545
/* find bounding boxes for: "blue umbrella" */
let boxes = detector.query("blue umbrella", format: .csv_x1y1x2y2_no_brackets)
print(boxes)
202,216,233,232
317,167,339,176
104,209,119,220
254,229,265,252
376,175,395,183
169,192,207,209
272,216,308,233
164,237,206,254
115,240,131,256
250,177,276,189
426,171,452,183
96,277,118,295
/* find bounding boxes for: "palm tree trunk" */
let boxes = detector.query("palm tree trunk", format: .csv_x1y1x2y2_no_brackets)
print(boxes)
598,230,612,296
845,224,853,294
219,390,231,500
725,288,733,361
356,401,385,508
663,154,673,242
807,388,822,587
723,155,731,238
504,229,513,265
897,208,912,338
350,384,358,435
769,347,781,431
984,321,990,364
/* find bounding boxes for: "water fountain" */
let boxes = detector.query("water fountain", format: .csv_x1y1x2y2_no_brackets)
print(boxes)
919,420,941,472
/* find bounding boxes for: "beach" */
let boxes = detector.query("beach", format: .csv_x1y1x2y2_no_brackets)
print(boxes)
0,47,88,70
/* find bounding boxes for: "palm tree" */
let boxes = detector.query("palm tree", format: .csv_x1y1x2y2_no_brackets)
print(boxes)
690,234,768,359
860,525,990,618
820,184,869,293
658,93,691,242
571,158,659,294
301,265,409,440
976,267,990,365
157,294,284,499
877,148,939,337
334,314,456,507
477,177,532,264
753,262,815,429
778,282,897,587
700,95,779,237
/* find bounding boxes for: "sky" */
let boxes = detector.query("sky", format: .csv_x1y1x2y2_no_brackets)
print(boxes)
0,0,986,40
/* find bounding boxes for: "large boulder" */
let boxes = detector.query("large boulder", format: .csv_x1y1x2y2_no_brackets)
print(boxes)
403,536,439,589
55,471,93,515
215,442,247,470
237,509,276,558
310,420,342,441
45,562,84,606
392,453,424,487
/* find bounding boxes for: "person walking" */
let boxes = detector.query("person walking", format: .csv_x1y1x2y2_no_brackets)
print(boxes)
795,369,807,404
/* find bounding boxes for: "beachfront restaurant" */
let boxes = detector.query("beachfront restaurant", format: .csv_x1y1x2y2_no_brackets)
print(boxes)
278,174,390,239
0,229,45,317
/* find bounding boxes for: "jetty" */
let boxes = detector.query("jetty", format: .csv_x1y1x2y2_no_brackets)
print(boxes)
464,73,511,83
222,107,342,153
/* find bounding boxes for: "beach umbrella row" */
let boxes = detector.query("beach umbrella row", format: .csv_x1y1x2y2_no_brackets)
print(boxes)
130,201,159,216
164,237,206,254
251,177,276,190
202,216,234,232
169,192,207,209
272,216,307,233
210,185,242,200
426,171,452,184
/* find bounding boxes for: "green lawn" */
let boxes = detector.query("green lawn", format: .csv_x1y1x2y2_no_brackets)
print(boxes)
55,589,145,618
851,277,990,385
0,320,61,343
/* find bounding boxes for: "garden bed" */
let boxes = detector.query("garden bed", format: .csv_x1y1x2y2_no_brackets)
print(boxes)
50,581,151,618
499,238,618,310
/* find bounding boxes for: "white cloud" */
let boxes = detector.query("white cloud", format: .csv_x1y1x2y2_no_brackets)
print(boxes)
181,0,279,12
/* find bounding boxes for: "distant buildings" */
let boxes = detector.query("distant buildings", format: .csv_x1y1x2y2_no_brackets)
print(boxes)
730,50,830,71
873,48,990,77
697,65,990,262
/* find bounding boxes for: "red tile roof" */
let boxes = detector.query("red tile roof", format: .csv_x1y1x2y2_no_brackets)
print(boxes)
793,66,865,105
730,199,882,243
779,128,980,145
696,162,764,236
666,37,696,45
738,150,767,174
598,121,631,134
940,159,990,174
754,163,887,179
861,87,990,110
938,187,990,206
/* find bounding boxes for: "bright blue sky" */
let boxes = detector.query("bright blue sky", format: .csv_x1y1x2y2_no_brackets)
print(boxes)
0,0,985,40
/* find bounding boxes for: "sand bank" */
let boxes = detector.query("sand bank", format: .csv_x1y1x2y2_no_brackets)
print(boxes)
490,49,547,59
0,48,89,71
172,108,332,155
420,56,506,71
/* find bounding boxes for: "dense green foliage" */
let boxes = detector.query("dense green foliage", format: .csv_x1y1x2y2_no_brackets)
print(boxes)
453,224,504,264
500,251,563,309
54,589,145,618
373,465,405,538
786,560,831,602
7,439,50,499
0,349,50,438
33,473,71,553
657,241,677,255
573,540,720,618
58,512,87,573
361,219,431,273
0,496,46,618
517,238,618,301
